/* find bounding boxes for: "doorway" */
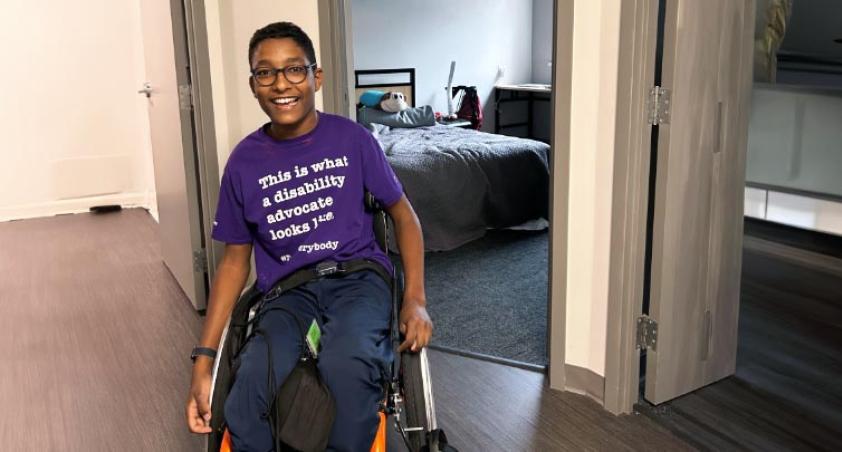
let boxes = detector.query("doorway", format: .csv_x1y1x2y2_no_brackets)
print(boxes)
322,0,561,370
140,0,220,311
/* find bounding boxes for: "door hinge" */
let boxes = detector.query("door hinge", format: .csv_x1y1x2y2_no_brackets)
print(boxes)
636,315,659,350
192,248,208,273
647,86,671,125
178,84,193,111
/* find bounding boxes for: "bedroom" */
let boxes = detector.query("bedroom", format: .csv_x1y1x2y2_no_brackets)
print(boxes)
349,0,555,368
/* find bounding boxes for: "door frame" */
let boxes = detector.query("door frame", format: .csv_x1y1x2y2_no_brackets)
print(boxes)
179,0,222,291
603,0,754,413
547,0,574,390
603,0,660,414
318,0,356,119
143,0,211,309
318,0,573,384
166,0,222,306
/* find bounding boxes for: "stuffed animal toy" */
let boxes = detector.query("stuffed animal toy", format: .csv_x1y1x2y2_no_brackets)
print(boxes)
379,92,409,113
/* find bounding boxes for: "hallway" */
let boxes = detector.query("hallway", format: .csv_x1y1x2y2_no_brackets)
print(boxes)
0,209,689,451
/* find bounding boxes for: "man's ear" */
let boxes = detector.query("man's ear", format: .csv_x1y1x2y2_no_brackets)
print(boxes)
313,67,323,92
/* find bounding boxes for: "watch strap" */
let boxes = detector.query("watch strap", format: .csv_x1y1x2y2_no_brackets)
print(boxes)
191,346,217,362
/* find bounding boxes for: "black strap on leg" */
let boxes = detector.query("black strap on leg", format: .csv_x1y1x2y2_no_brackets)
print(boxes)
249,258,392,333
260,259,391,304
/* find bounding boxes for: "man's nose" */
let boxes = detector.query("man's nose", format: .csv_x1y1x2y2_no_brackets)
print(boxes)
272,71,291,91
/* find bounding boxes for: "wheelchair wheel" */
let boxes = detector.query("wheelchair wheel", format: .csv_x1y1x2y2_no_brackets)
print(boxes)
400,348,439,452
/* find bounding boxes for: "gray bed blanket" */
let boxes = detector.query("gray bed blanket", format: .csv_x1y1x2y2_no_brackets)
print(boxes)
371,124,550,251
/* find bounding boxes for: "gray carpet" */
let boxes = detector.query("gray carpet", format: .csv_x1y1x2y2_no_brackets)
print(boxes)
423,229,548,365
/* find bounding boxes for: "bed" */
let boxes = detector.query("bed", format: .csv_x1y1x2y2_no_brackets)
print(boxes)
355,68,550,251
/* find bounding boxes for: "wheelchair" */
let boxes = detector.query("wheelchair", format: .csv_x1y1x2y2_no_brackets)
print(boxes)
206,193,451,452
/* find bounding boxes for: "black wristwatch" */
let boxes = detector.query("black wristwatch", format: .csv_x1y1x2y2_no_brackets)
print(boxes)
190,346,217,362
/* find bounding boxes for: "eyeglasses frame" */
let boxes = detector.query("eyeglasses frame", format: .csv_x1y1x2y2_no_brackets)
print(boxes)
250,63,318,87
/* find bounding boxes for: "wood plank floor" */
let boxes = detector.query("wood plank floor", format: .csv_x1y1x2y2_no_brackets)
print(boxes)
389,351,691,452
0,209,205,451
638,232,842,451
0,208,691,451
744,218,842,260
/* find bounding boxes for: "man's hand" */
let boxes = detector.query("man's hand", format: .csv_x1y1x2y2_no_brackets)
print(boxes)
398,299,433,353
386,196,430,353
186,243,251,434
186,360,213,434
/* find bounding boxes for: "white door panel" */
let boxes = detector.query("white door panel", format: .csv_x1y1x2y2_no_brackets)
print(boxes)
139,0,206,309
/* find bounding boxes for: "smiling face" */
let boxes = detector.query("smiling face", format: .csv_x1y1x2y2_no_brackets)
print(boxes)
249,37,323,140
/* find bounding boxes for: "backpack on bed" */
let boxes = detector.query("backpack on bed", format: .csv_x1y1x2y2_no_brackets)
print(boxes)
452,85,483,130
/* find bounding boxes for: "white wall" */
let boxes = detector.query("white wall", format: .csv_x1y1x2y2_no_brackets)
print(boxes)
565,0,622,377
747,85,842,197
745,85,842,236
350,0,534,133
0,0,156,222
531,0,555,142
532,0,555,85
204,0,323,170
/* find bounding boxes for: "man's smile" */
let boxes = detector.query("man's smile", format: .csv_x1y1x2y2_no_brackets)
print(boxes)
270,96,301,110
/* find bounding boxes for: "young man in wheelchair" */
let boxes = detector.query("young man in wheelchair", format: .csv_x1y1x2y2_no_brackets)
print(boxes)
185,22,433,451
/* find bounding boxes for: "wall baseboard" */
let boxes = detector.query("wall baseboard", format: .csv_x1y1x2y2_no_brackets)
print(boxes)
0,192,154,223
564,363,606,406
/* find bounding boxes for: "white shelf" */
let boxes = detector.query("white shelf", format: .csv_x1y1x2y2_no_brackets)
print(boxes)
744,187,842,236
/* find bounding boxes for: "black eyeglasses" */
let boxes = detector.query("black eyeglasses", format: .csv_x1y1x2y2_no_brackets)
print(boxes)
250,63,316,86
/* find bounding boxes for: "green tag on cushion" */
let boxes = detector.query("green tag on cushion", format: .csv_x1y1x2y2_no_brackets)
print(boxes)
306,319,321,358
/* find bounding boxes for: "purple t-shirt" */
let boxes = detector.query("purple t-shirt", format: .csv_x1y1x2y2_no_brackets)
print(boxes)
211,113,404,292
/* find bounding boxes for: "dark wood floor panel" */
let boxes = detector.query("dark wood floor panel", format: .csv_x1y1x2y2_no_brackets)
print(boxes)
0,209,204,451
642,235,842,452
744,218,842,260
743,235,842,279
388,351,691,452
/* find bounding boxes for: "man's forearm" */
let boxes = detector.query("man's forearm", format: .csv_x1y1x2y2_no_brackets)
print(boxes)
193,261,250,371
391,200,426,305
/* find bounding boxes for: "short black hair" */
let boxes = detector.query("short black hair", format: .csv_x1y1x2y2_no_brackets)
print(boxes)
248,22,317,68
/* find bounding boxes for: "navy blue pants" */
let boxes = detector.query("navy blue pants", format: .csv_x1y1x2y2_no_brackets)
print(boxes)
224,270,393,452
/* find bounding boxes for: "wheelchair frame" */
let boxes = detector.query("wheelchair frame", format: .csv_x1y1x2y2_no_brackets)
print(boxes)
206,193,441,452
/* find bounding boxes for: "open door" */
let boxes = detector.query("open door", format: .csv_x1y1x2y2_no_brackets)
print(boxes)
644,0,754,404
139,0,209,310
